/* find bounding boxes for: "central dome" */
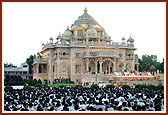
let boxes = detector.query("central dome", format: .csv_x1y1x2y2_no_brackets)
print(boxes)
73,8,99,26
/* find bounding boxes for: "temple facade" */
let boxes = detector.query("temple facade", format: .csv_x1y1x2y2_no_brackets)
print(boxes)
33,8,139,84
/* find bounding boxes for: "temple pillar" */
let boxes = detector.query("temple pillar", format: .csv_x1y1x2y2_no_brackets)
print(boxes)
108,64,110,75
98,39,100,45
95,61,97,73
41,64,43,73
86,38,88,45
86,38,88,44
113,62,116,72
99,61,103,73
137,65,139,72
37,64,39,73
86,59,89,73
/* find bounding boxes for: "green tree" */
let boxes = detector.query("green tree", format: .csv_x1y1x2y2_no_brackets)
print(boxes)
4,86,13,91
138,54,163,73
4,62,17,68
160,58,164,73
26,55,35,74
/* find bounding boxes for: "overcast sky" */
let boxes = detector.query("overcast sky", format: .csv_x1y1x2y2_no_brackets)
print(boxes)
2,2,166,67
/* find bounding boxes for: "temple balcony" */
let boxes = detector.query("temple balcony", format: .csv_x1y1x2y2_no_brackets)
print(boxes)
84,51,120,58
41,41,135,51
33,58,48,64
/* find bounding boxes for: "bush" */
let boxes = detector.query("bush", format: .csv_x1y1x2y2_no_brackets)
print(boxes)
90,84,99,88
32,79,37,86
75,84,83,88
86,82,89,86
35,83,43,88
135,84,147,89
4,86,13,91
23,84,31,89
147,84,156,90
38,79,42,84
122,85,130,89
28,79,34,86
135,84,141,88
23,79,38,86
106,84,115,89
156,84,164,90
135,84,158,89
23,80,28,85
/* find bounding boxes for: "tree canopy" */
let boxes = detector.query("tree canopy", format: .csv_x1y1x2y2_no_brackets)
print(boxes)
26,55,35,74
138,54,164,73
4,62,17,68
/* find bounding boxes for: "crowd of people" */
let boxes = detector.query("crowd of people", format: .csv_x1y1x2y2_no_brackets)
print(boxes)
115,71,158,76
4,86,164,111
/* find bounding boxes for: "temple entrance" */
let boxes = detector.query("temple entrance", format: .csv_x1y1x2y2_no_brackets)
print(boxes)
102,60,112,74
85,58,117,74
89,61,95,74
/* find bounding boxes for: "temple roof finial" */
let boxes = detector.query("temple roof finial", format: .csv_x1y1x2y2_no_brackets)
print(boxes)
66,26,69,30
84,7,88,13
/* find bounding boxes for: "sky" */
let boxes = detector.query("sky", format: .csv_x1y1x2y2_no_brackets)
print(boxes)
2,2,166,67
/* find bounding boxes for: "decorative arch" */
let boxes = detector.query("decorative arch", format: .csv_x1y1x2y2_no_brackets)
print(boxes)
102,58,113,74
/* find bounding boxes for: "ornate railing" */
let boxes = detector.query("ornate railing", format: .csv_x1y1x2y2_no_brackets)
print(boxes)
33,58,48,64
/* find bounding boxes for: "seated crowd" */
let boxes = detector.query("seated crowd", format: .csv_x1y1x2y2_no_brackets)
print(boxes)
4,86,164,111
115,71,158,77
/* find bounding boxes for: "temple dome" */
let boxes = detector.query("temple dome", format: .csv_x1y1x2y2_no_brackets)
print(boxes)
62,29,72,39
104,32,110,39
127,35,134,42
86,27,97,37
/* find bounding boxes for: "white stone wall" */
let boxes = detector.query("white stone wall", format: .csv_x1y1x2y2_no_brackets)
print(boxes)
35,45,137,83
